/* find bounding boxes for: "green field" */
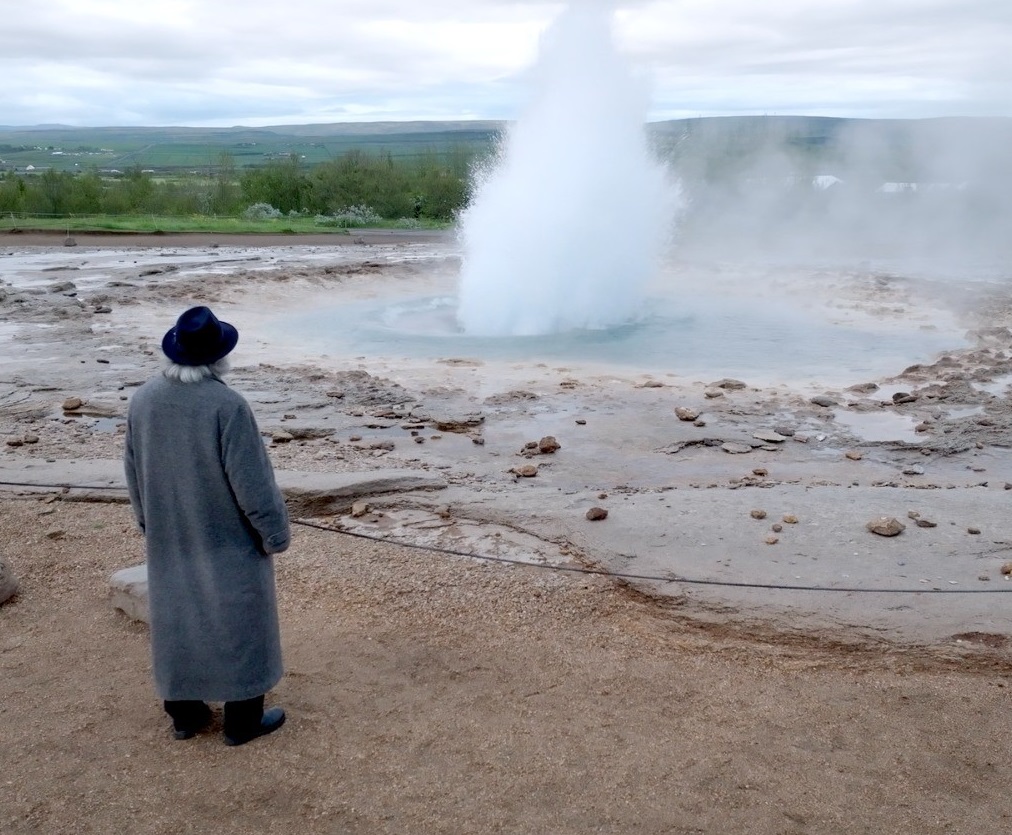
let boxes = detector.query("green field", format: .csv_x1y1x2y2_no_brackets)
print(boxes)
0,122,503,174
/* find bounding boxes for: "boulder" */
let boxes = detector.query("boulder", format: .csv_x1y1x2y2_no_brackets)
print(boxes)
110,564,149,623
0,559,19,605
586,507,608,521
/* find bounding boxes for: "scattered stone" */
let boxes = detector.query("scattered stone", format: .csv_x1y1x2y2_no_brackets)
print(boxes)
845,451,863,461
675,407,699,422
350,501,370,518
45,530,66,540
1000,563,1012,576
434,415,485,433
752,468,768,477
902,465,925,476
711,378,747,390
979,574,991,582
575,419,587,425
62,397,83,411
721,442,752,455
750,509,767,520
471,436,485,446
810,395,837,408
63,236,77,247
915,422,932,433
0,558,18,606
967,527,981,535
773,426,795,437
93,305,112,314
369,441,395,452
348,435,363,442
753,430,787,443
915,519,938,528
5,438,24,447
325,390,345,398
413,436,425,444
693,419,706,428
848,382,879,394
513,464,538,478
1007,483,1012,491
597,492,608,500
271,430,294,443
524,441,539,450
907,510,920,519
639,380,664,388
892,392,918,404
782,514,799,524
703,388,724,399
867,517,905,537
772,523,783,533
585,507,608,521
764,535,779,545
538,436,561,454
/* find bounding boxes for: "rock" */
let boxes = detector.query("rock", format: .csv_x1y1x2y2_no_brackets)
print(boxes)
433,414,485,433
902,465,925,475
674,407,699,422
693,419,706,427
350,501,370,518
325,390,345,398
5,438,23,447
848,382,879,394
752,468,768,477
1001,563,1012,576
0,558,18,605
915,519,938,528
915,422,932,433
764,535,779,545
753,430,787,443
967,527,981,535
782,514,799,524
110,564,149,623
62,397,83,411
575,419,587,425
23,434,39,444
703,388,724,399
271,430,294,443
721,442,752,455
585,507,608,521
471,436,485,445
93,305,112,314
773,426,795,437
907,511,920,519
45,530,66,540
711,378,747,390
538,436,561,454
867,517,905,536
845,450,863,461
513,464,538,478
772,523,783,533
810,395,837,407
750,509,767,520
640,380,664,388
63,237,77,247
892,392,918,404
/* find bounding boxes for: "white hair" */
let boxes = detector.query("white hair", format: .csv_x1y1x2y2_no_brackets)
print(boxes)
162,357,231,383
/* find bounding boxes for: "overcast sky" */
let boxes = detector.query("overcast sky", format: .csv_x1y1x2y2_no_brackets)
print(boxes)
3,0,1010,127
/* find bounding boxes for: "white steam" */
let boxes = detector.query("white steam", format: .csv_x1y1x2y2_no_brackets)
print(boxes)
456,1,680,337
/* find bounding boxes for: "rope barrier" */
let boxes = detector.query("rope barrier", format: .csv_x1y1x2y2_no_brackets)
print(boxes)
2,478,1010,595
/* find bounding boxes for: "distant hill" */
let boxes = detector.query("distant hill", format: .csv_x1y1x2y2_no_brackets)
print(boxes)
1,116,1010,178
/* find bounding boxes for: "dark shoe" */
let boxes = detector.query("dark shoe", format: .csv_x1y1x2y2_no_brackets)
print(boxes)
167,700,212,740
171,703,213,740
223,707,286,747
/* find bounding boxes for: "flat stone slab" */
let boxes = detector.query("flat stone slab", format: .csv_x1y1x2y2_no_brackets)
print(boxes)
110,564,149,623
0,460,446,514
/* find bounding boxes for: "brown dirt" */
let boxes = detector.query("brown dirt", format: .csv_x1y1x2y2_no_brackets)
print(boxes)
1,495,1010,835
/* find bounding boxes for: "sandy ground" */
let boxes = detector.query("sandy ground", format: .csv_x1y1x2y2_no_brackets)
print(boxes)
1,231,1011,833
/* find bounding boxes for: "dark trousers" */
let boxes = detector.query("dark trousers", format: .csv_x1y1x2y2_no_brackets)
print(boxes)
164,695,264,733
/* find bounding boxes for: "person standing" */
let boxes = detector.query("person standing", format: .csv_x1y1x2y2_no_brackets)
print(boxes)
124,305,290,746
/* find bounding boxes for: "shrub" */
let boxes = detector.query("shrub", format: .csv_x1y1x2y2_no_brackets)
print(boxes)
242,202,282,220
314,205,382,228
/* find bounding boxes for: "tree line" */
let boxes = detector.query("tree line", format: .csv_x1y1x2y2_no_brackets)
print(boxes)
0,148,478,222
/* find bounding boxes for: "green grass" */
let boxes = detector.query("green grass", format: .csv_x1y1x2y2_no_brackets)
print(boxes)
0,214,451,235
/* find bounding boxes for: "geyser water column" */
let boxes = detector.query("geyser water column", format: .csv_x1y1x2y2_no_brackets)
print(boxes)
457,1,678,337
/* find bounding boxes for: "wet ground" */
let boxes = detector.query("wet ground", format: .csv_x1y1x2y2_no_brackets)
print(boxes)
2,230,1011,655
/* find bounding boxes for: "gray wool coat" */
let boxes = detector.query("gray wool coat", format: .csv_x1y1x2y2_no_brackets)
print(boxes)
124,373,290,702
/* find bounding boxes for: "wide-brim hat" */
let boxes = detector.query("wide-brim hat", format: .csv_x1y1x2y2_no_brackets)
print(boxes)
161,306,239,366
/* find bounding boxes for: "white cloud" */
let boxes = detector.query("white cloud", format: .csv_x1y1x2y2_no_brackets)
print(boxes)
1,0,1010,125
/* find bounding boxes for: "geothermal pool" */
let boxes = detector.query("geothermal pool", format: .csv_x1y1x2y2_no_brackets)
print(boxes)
261,246,974,386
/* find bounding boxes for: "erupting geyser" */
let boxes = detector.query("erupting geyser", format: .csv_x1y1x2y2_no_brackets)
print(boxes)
457,1,679,336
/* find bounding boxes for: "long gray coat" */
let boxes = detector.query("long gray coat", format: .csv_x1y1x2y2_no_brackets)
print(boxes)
124,373,290,702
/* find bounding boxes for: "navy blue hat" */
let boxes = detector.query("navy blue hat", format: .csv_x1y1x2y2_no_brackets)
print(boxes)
161,306,239,366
